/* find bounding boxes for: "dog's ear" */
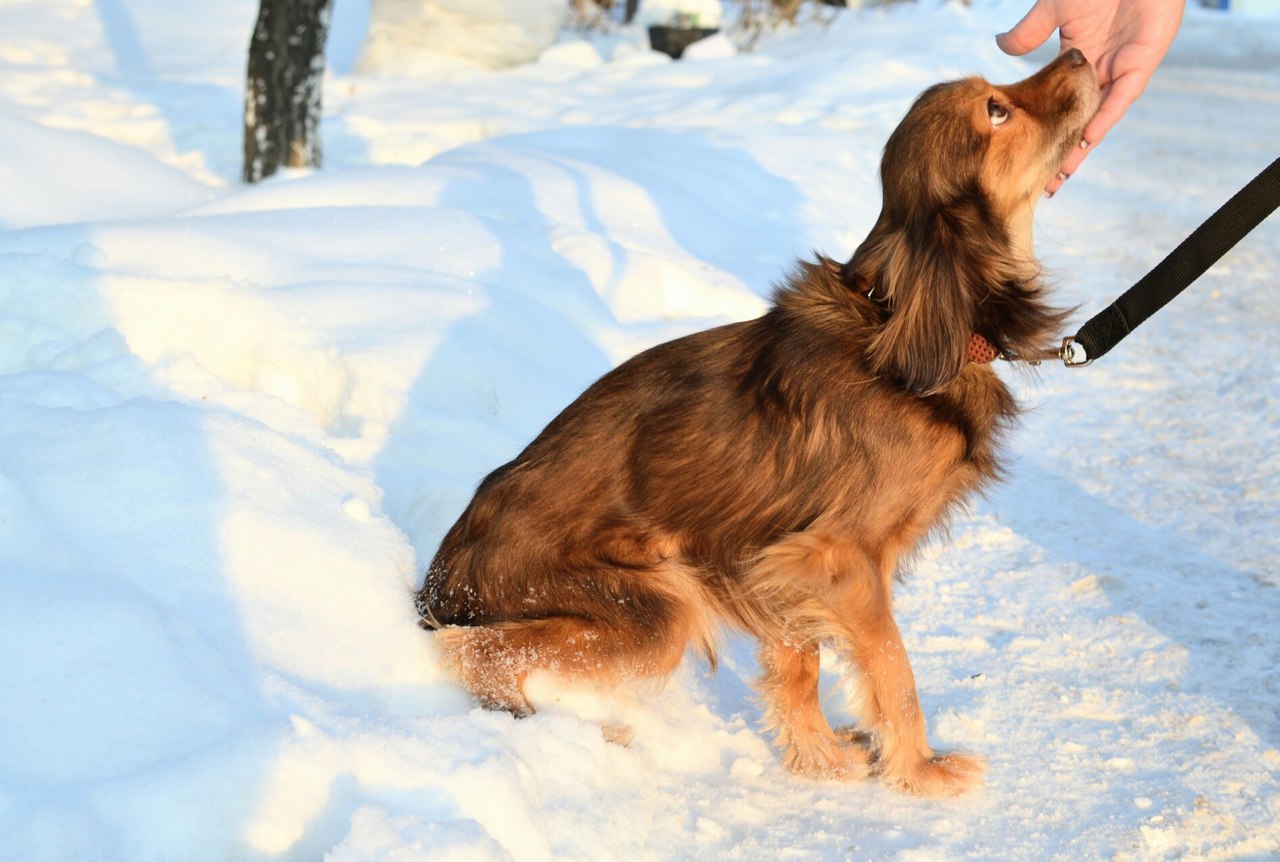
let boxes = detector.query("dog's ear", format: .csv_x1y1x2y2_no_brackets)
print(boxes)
863,219,975,394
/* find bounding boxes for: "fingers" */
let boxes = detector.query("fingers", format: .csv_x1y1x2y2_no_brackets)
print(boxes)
1083,72,1146,150
1059,141,1091,179
1045,72,1146,197
1045,144,1090,196
1045,171,1067,197
995,0,1057,57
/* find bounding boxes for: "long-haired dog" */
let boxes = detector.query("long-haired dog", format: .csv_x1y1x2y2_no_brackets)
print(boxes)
418,51,1099,796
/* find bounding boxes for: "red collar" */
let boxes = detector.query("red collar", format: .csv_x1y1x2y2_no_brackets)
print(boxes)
967,333,1000,364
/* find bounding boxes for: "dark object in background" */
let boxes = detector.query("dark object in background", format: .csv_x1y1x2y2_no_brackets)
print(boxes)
648,25,720,59
243,0,333,183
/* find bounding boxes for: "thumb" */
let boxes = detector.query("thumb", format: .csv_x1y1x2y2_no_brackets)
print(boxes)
996,0,1057,57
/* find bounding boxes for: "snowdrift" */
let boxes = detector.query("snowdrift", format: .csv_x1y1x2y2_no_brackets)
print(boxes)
1,1,1278,859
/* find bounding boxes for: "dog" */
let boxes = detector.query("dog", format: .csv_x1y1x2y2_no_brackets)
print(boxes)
417,50,1099,796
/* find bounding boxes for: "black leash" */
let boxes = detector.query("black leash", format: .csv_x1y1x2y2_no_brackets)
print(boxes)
1058,156,1280,367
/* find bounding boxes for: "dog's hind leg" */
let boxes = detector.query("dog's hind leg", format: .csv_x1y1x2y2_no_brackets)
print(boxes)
433,622,542,717
434,577,713,718
758,639,871,779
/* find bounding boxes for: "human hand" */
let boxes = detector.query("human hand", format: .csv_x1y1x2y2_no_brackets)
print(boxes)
996,0,1185,195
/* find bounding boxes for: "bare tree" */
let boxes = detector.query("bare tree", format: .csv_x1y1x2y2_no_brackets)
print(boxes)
243,0,334,183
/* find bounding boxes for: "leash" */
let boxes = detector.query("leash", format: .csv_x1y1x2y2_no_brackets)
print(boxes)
1057,156,1280,367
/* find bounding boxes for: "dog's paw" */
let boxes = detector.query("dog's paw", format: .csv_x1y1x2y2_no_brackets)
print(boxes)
783,734,873,780
889,751,986,796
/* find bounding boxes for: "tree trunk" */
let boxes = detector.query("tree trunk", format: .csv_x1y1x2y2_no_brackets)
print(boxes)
243,0,334,183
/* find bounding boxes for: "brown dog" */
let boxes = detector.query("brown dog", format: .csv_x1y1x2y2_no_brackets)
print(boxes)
418,51,1099,796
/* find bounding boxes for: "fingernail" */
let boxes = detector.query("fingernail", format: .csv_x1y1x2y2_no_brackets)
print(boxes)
1057,171,1069,182
1044,190,1055,199
1080,140,1091,149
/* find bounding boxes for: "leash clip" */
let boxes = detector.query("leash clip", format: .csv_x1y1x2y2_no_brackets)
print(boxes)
1060,337,1092,367
997,349,1041,366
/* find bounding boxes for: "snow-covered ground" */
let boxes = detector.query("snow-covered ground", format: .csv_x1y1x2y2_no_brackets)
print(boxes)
2,1,1278,859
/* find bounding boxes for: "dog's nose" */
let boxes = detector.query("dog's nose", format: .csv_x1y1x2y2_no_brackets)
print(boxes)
1062,47,1086,67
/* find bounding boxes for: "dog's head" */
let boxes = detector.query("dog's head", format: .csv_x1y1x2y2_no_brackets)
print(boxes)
881,48,1099,226
853,51,1099,393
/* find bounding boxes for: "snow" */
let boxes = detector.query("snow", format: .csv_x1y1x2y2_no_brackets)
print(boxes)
356,0,568,73
1,0,1278,859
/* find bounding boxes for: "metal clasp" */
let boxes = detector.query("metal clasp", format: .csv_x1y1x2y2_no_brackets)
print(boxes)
997,349,1041,366
1060,337,1092,367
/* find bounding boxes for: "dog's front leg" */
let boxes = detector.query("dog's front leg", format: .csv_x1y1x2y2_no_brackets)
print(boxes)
746,533,875,780
757,639,871,780
835,569,985,796
824,558,983,794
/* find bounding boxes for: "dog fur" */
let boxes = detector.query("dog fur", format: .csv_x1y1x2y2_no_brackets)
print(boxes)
417,50,1099,796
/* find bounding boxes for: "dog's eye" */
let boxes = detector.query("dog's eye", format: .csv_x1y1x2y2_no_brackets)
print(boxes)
988,98,1010,126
